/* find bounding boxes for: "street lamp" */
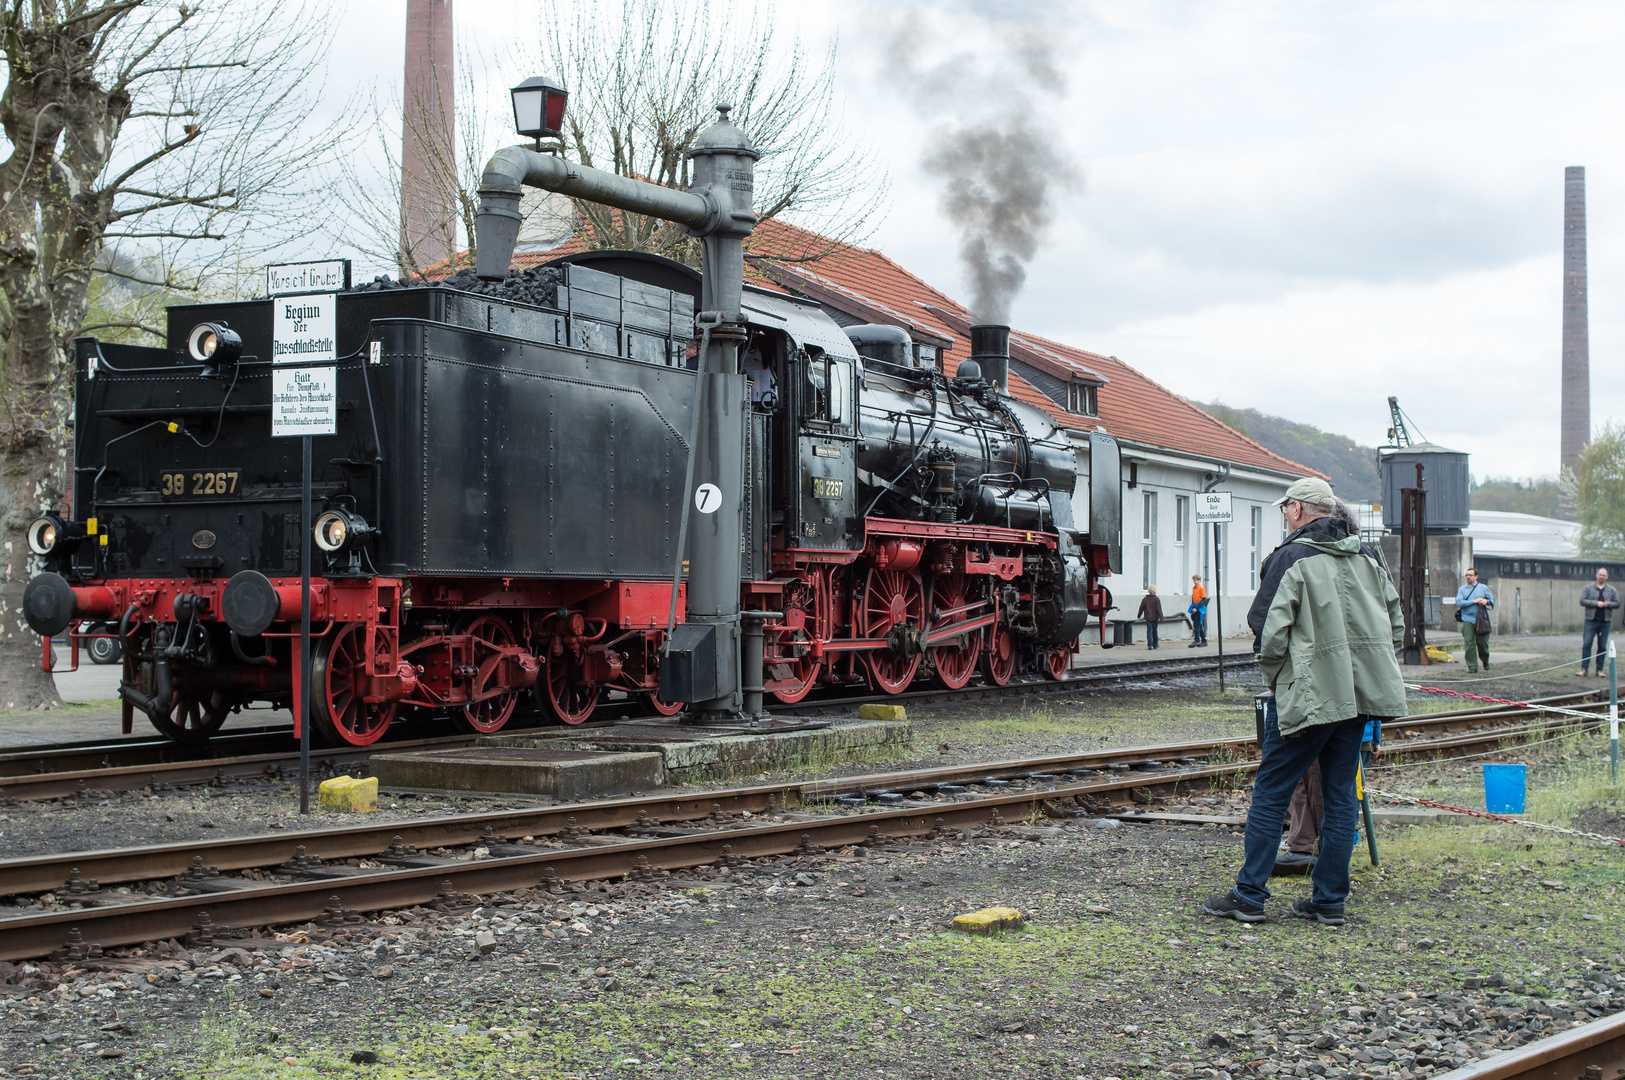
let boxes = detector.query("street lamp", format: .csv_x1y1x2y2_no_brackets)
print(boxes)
510,75,568,147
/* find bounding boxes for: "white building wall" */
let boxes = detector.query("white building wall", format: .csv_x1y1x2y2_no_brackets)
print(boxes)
1100,447,1297,644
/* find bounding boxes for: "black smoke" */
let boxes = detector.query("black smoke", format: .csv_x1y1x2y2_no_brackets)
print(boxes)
883,13,1077,324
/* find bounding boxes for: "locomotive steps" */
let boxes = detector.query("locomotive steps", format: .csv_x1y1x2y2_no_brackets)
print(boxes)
366,714,913,799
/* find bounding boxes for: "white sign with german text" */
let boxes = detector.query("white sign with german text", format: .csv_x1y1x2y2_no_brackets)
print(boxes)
272,292,337,437
266,259,350,296
1194,491,1234,524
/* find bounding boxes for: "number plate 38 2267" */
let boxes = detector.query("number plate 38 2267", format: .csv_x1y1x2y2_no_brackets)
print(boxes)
160,470,241,497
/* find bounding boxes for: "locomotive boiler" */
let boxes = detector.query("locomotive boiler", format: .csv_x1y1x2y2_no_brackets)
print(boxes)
20,97,1120,746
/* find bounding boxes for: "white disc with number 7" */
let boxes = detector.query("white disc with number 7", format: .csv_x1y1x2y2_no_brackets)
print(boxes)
695,484,722,514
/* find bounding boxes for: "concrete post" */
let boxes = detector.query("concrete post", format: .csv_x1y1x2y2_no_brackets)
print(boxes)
1562,166,1589,476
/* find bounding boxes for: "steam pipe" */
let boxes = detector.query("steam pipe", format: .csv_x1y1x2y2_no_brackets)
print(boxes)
476,147,716,281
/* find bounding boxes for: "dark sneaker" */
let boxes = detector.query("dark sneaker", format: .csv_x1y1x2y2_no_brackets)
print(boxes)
1290,897,1345,925
1272,851,1316,876
1201,892,1266,923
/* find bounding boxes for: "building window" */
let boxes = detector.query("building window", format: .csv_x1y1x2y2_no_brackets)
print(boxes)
1067,379,1098,416
1249,505,1263,590
1175,495,1190,589
1141,491,1158,590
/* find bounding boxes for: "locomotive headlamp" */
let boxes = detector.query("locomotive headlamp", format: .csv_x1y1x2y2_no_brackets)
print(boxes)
314,509,374,553
26,515,60,555
187,322,242,377
27,513,85,556
510,75,568,142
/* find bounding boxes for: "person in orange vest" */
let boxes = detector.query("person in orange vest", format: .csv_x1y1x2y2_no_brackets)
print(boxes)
1187,575,1208,647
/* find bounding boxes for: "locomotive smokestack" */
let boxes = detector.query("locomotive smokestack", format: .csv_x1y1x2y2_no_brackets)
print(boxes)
1562,165,1589,476
970,324,1010,394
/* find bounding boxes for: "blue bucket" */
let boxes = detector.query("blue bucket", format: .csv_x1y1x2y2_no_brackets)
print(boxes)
1483,764,1527,814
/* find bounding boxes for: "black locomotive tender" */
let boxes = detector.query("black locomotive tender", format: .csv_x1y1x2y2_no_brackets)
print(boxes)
24,252,1122,745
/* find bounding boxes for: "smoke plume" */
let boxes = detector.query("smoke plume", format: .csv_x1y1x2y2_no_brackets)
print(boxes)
882,13,1076,324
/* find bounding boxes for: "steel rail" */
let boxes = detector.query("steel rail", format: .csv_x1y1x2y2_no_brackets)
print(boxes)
0,704,1609,960
0,733,481,802
1432,1009,1625,1080
0,654,1247,778
0,738,1245,896
0,762,1248,961
0,656,1260,801
2,705,1582,900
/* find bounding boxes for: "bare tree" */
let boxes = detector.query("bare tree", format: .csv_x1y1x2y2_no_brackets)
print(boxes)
0,1,345,710
333,41,517,280
529,0,887,265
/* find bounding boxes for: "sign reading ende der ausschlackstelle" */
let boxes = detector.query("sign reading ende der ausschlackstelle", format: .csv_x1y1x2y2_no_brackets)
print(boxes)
271,292,337,438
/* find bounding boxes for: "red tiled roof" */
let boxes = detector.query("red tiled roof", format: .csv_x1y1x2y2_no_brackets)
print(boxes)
468,210,1317,479
746,219,1316,479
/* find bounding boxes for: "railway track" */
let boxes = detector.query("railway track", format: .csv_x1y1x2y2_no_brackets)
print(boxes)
1435,1008,1625,1080
0,653,1260,802
0,673,1589,805
0,700,1609,962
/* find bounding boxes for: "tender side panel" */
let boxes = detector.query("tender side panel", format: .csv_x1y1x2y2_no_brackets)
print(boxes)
385,322,696,579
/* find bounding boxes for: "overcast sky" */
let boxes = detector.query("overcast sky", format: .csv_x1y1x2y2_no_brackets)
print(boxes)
329,0,1622,482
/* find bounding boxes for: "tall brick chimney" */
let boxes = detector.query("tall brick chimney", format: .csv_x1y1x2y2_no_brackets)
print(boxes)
1561,165,1589,476
400,0,455,275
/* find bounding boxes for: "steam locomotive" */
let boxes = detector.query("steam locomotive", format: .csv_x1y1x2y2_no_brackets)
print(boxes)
22,252,1121,745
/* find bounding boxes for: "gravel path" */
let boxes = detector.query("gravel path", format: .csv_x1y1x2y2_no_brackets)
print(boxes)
2,788,1620,1080
1,646,1620,1078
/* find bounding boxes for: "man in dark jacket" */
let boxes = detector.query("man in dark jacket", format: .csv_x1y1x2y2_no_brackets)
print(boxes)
1580,568,1618,677
1202,477,1405,926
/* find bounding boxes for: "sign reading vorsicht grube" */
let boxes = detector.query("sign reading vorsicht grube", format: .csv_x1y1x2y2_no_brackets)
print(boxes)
265,259,351,297
271,292,337,437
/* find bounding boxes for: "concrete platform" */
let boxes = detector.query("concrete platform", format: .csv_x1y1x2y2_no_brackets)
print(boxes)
369,717,912,798
368,746,664,800
484,717,912,786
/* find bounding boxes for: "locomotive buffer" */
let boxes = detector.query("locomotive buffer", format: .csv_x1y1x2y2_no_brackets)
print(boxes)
476,86,761,720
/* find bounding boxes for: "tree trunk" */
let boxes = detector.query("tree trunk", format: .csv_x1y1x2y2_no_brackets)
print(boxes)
0,431,66,710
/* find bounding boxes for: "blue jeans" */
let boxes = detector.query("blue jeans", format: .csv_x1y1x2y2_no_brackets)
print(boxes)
1146,620,1159,648
1234,699,1366,909
1190,607,1206,644
1582,620,1611,673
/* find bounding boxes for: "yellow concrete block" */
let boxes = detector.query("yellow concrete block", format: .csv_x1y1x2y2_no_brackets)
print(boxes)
858,704,908,722
318,775,378,813
951,906,1023,935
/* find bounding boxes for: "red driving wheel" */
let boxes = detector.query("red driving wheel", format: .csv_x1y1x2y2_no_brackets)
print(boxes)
1045,644,1073,681
456,614,521,734
767,578,824,705
860,567,924,695
311,623,398,746
538,640,599,725
981,625,1016,687
643,691,684,716
929,575,983,691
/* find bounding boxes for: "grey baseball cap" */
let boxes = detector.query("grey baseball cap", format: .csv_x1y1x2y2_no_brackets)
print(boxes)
1274,477,1336,508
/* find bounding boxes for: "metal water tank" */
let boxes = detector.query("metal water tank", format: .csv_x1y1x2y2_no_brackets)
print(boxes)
1379,443,1470,532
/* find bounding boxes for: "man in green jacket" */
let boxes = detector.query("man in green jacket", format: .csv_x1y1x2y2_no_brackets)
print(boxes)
1202,477,1406,925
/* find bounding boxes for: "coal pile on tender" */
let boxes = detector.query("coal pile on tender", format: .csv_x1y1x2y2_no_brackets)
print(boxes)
351,265,566,309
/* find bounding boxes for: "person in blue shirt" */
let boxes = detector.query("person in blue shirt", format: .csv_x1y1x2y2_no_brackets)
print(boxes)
1455,568,1494,673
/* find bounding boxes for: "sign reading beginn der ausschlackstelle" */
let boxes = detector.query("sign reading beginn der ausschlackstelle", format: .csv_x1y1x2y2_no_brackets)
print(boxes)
270,290,337,438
